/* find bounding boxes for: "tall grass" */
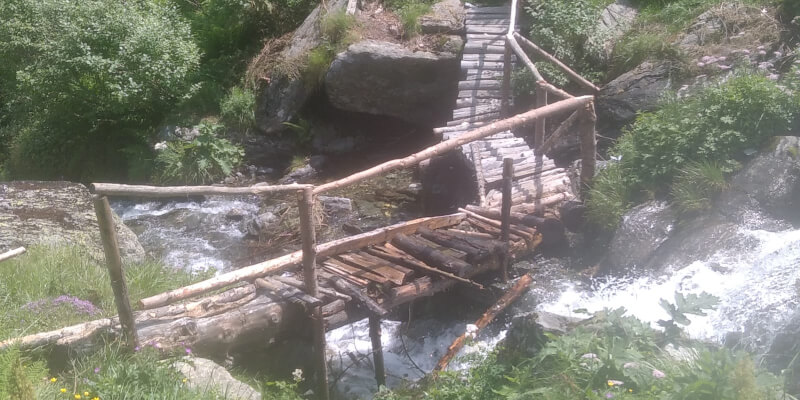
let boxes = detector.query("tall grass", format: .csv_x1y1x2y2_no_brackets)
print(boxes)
671,161,730,215
397,1,433,38
0,245,209,341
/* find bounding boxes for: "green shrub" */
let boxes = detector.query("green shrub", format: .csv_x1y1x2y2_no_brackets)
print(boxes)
0,348,46,400
0,0,200,181
320,10,358,47
155,122,245,185
671,161,730,216
610,31,685,77
523,0,605,86
615,74,796,188
220,86,256,134
304,46,336,87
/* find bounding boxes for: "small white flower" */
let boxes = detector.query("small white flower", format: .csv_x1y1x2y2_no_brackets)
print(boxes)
292,368,304,382
652,369,666,379
465,324,478,339
623,362,638,369
154,141,168,151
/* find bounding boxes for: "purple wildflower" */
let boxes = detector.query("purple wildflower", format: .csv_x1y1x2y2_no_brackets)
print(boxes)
94,367,100,374
134,346,141,352
185,348,192,355
652,369,666,379
52,295,99,315
606,393,615,399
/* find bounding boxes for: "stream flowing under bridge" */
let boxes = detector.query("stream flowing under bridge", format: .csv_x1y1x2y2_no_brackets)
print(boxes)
0,2,601,399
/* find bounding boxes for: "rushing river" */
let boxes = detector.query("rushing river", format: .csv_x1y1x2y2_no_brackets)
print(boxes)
113,195,800,399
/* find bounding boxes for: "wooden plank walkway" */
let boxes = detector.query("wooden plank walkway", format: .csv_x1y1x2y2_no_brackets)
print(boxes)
441,4,576,209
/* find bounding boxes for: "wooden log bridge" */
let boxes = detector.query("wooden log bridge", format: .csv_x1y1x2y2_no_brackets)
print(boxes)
0,211,542,357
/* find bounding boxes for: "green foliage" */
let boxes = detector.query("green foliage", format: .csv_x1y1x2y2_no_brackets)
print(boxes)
671,161,730,216
220,87,257,134
379,293,784,400
586,163,633,231
282,118,314,148
0,245,209,341
0,348,45,400
155,122,245,185
0,0,200,181
304,46,337,87
523,0,605,86
321,10,358,47
611,31,685,77
302,10,357,88
588,74,797,229
262,380,304,400
658,292,719,344
397,1,433,38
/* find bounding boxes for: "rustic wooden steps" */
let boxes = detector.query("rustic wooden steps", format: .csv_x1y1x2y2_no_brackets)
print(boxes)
432,3,577,212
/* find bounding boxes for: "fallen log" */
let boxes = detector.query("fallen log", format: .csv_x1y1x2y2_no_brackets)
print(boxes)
416,227,489,262
391,234,473,277
273,275,351,302
0,247,26,263
0,286,298,356
434,274,534,372
365,246,484,290
328,276,388,316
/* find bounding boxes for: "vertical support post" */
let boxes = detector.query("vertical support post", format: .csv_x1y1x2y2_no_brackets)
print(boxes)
368,315,386,388
298,187,330,400
92,195,138,350
500,158,514,282
501,39,512,118
579,102,598,199
534,82,547,149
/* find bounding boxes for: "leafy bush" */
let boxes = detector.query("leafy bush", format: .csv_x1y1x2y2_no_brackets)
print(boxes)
523,0,605,86
0,348,48,400
610,30,685,77
0,0,200,181
155,122,245,185
220,86,257,134
586,163,633,231
671,161,730,216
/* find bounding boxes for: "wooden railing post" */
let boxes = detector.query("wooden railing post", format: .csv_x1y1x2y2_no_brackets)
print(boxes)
92,195,138,350
368,316,386,388
501,43,512,117
579,102,598,197
534,82,547,149
297,187,330,400
500,158,514,282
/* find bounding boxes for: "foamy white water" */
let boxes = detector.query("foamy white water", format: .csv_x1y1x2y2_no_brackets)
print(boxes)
541,227,800,345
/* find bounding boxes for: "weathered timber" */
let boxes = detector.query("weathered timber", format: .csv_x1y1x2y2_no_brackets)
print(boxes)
466,26,507,34
471,143,488,207
0,247,26,263
465,18,510,25
313,96,593,194
460,208,534,241
462,54,509,63
513,32,599,93
93,195,138,349
538,81,574,99
540,110,581,155
453,103,501,117
443,229,495,241
337,252,412,285
138,214,465,309
273,275,351,302
91,183,310,197
460,61,506,70
465,205,565,246
321,300,345,317
391,234,473,277
368,315,386,387
466,6,510,14
326,257,390,285
365,246,484,290
505,35,543,81
255,278,322,309
501,38,511,117
434,274,534,371
329,276,388,316
321,263,371,287
579,103,598,195
534,85,547,148
463,44,506,54
417,227,489,262
409,234,468,260
500,158,514,282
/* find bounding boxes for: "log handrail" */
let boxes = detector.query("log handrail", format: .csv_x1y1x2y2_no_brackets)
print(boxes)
91,183,312,197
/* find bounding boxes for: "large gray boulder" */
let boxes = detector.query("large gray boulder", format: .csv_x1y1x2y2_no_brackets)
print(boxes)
717,136,800,225
176,357,261,400
587,0,638,64
325,40,459,125
255,0,347,134
420,0,465,34
0,181,145,263
607,201,676,270
597,61,675,134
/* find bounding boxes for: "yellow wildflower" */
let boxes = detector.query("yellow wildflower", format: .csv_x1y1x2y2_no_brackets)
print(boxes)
60,388,67,393
607,381,613,387
92,398,99,400
74,394,81,399
50,377,57,383
182,378,188,383
84,392,90,396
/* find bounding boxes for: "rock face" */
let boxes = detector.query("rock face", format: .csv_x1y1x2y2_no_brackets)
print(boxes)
420,0,464,34
176,357,261,400
0,181,145,263
588,0,638,63
717,136,800,225
325,40,459,125
255,0,348,134
607,201,676,270
597,61,675,134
